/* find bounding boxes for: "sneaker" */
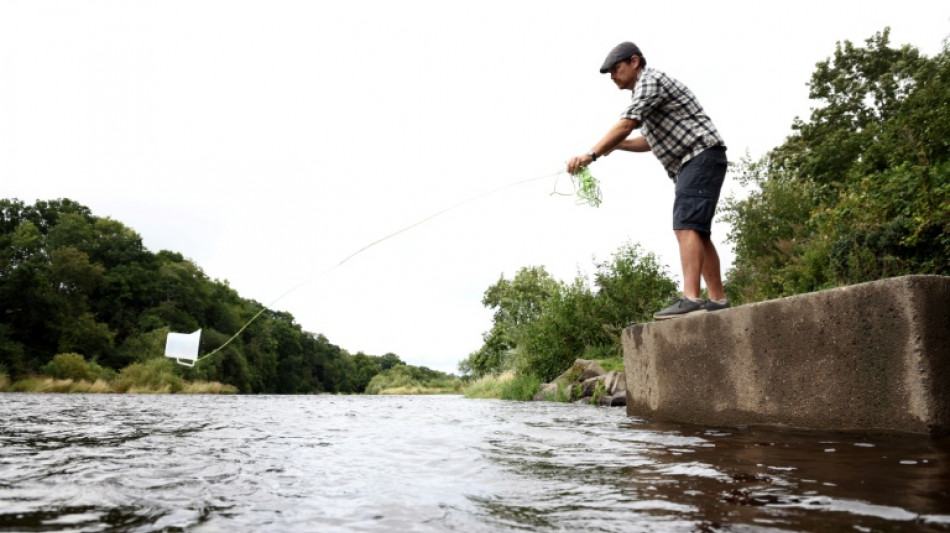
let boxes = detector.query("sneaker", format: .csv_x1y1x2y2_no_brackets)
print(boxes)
703,299,731,312
653,298,706,320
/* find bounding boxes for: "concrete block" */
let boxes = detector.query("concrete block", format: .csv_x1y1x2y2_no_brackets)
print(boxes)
622,275,950,435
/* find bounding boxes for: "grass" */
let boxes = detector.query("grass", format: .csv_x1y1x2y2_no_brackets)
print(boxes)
597,357,625,373
374,385,461,395
462,355,624,403
2,376,237,394
463,371,515,399
463,371,541,401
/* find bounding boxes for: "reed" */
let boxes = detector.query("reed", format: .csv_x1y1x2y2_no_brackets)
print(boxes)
9,377,75,393
463,371,517,399
375,385,459,395
68,379,114,393
180,381,239,394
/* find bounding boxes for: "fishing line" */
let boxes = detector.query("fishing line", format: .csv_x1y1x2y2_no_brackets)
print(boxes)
179,166,601,365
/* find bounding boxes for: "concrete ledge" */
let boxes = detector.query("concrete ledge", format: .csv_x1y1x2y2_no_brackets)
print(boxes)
622,275,950,435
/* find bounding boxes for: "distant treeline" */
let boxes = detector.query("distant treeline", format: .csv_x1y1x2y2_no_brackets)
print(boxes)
0,198,451,393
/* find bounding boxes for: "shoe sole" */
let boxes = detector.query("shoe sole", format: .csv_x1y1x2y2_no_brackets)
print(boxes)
653,308,708,320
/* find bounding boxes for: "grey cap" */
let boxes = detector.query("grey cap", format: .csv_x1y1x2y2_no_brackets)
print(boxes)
599,41,642,73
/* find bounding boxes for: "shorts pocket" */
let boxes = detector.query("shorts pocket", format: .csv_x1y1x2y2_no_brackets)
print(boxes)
673,189,717,229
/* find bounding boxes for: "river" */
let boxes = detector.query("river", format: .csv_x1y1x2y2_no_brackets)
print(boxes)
0,394,948,532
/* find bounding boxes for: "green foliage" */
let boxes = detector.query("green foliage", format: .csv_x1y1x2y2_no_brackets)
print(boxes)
460,266,559,377
463,371,513,399
498,373,541,401
0,197,443,394
364,364,459,394
0,363,10,391
465,242,676,382
113,357,184,393
723,29,950,302
40,353,96,382
595,356,624,373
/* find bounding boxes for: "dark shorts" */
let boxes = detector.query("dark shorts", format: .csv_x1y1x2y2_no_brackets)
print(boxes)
672,146,727,238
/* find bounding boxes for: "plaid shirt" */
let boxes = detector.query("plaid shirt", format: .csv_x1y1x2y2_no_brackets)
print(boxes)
621,67,725,181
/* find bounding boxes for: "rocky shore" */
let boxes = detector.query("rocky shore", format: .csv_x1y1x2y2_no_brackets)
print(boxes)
533,359,627,407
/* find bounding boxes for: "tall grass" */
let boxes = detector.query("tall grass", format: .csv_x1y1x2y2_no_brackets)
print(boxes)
3,355,237,394
463,371,541,401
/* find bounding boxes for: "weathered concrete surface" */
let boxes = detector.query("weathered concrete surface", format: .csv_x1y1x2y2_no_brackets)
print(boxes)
622,275,950,435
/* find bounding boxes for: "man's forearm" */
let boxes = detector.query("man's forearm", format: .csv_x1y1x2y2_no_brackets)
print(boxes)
614,136,651,153
567,118,638,174
591,118,638,157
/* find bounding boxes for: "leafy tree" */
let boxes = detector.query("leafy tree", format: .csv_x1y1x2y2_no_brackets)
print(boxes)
460,266,558,377
467,242,677,381
722,29,950,302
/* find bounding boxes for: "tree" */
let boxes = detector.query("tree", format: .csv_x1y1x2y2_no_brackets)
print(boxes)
722,29,950,302
466,243,677,381
459,266,558,377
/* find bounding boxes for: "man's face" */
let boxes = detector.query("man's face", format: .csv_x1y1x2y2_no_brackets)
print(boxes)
609,57,639,90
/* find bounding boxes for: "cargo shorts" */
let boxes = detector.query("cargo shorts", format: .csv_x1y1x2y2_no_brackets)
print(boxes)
672,146,727,238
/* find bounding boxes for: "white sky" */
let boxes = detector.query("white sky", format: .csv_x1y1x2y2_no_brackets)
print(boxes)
2,1,948,374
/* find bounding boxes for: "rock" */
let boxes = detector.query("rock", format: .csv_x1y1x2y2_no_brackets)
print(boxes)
596,391,627,407
553,359,606,385
577,361,607,381
603,370,626,396
608,392,627,407
581,376,604,397
534,358,624,407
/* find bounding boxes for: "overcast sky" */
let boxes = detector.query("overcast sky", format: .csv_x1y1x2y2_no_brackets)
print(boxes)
3,1,948,373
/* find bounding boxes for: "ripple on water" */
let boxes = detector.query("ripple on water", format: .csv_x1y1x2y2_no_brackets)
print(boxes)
0,394,948,532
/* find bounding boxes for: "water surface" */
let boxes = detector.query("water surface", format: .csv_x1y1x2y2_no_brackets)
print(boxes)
1,394,948,532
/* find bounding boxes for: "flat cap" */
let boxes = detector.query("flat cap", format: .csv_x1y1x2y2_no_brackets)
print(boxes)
599,41,642,74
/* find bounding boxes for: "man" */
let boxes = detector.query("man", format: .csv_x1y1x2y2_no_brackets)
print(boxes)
567,41,729,320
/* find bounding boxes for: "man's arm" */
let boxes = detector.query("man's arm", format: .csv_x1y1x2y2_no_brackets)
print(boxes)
611,136,651,153
567,118,639,174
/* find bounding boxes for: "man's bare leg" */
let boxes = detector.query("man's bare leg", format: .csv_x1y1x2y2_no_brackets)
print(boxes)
701,237,725,302
675,229,704,299
676,229,726,301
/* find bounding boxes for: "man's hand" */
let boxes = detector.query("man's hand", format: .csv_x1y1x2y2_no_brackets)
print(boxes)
567,153,594,175
566,118,638,175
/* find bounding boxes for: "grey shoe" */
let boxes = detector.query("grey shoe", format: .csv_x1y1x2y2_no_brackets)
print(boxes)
653,298,706,320
703,299,731,312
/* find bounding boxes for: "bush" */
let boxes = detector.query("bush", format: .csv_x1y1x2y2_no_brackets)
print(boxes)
499,373,541,401
113,357,184,393
41,353,96,382
463,371,512,398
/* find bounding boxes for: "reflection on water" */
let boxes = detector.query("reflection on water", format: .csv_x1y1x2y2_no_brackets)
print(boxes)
0,394,947,532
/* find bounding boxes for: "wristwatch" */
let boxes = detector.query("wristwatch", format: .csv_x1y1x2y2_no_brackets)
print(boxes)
587,151,598,162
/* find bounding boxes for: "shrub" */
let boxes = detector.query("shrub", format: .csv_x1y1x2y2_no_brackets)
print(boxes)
463,371,513,398
113,357,184,393
41,353,96,382
499,373,541,401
